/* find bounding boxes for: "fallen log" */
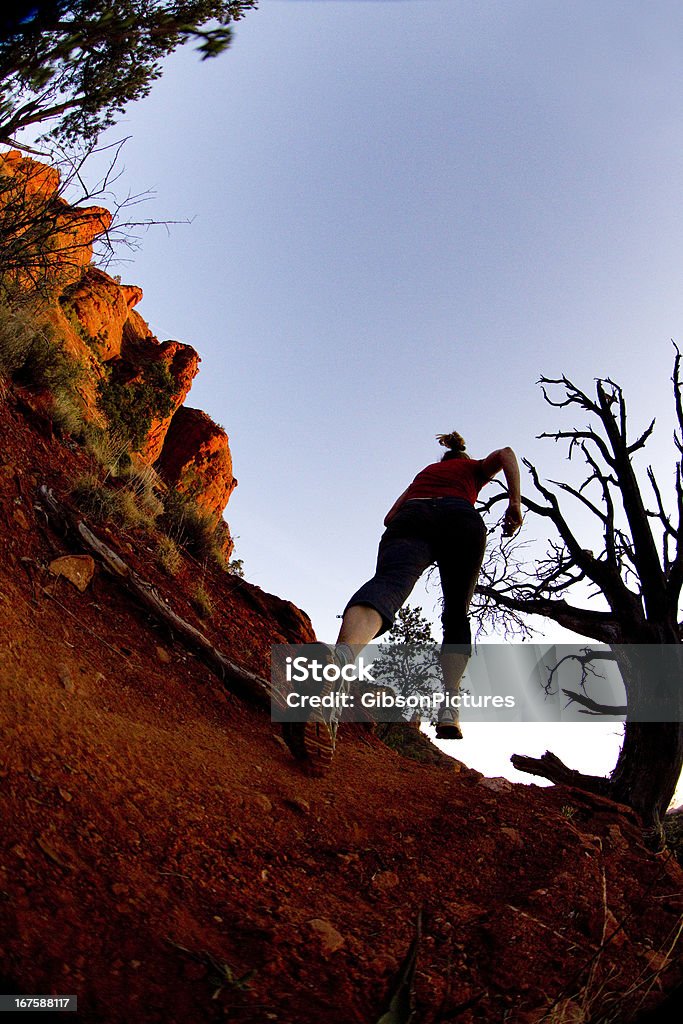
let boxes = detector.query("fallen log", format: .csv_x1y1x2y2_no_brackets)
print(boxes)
510,749,611,796
36,484,272,710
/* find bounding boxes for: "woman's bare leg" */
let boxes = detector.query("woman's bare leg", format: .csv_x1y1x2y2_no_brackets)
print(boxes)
437,649,468,739
336,604,382,648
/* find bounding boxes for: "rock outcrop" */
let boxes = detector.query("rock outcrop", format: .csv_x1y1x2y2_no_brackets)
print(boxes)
61,267,143,362
157,406,237,518
115,331,201,462
0,150,237,540
0,150,111,290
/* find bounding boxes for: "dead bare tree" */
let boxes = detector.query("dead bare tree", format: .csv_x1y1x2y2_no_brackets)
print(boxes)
473,356,683,844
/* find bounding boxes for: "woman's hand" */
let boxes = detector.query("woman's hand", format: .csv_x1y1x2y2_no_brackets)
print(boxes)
502,501,523,537
481,448,522,531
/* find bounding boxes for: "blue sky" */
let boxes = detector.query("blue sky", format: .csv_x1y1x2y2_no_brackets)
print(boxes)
52,0,683,795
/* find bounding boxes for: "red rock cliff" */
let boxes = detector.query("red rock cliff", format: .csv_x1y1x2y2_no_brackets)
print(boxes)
0,150,237,539
0,150,111,290
157,405,237,519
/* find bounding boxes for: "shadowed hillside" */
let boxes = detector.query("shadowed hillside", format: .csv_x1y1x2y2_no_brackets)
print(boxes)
0,153,682,1024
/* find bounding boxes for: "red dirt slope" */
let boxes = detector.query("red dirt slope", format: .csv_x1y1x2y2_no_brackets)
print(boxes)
1,397,682,1024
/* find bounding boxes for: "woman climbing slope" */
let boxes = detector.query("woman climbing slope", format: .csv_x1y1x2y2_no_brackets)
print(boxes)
283,431,522,774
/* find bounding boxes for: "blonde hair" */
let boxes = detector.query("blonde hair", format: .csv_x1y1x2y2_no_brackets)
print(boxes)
436,431,467,454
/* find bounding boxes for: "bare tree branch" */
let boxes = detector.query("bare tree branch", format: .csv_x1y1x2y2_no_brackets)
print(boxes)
538,375,601,416
509,750,611,795
560,689,627,716
477,365,683,834
475,584,622,642
594,379,667,621
666,344,683,610
522,457,635,616
537,428,615,468
548,477,607,524
628,418,656,455
543,648,616,695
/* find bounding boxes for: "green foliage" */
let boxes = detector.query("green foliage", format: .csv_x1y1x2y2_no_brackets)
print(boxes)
71,471,159,530
386,605,435,646
97,360,176,452
373,607,439,692
371,606,442,727
160,488,218,560
664,809,683,865
0,301,36,380
156,535,182,577
192,582,214,620
116,487,158,529
166,938,255,1000
71,473,125,523
0,298,87,432
59,296,95,347
0,2,257,146
83,425,132,475
50,390,88,437
13,325,83,394
374,722,437,764
374,911,421,1024
116,462,164,519
208,542,230,572
206,528,243,575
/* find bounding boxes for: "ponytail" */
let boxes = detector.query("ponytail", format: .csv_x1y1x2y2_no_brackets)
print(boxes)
436,431,469,461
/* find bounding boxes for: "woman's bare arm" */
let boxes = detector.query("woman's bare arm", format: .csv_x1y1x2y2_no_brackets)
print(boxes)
480,447,523,535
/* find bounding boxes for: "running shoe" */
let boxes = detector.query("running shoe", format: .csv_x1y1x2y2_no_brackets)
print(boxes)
435,707,463,741
281,643,350,775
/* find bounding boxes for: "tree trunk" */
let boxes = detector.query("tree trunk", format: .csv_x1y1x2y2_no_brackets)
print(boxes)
608,721,683,836
512,640,683,845
607,639,683,841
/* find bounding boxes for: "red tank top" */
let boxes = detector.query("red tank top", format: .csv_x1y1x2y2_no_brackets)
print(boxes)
402,458,490,506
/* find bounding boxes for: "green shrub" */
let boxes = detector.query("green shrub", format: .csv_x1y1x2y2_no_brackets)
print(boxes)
1,290,88,391
71,473,159,530
51,392,88,438
0,299,90,437
209,541,229,572
376,722,442,765
97,360,176,452
71,473,124,523
0,302,35,381
83,425,132,474
156,536,183,577
59,297,94,345
12,327,83,394
159,492,237,572
160,489,217,560
192,583,214,620
118,488,158,529
117,462,164,519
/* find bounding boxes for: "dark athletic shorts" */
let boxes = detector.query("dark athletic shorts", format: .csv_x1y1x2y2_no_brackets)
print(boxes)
344,497,487,652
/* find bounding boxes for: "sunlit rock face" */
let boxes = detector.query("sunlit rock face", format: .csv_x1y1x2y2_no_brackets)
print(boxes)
0,150,238,539
157,405,237,521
